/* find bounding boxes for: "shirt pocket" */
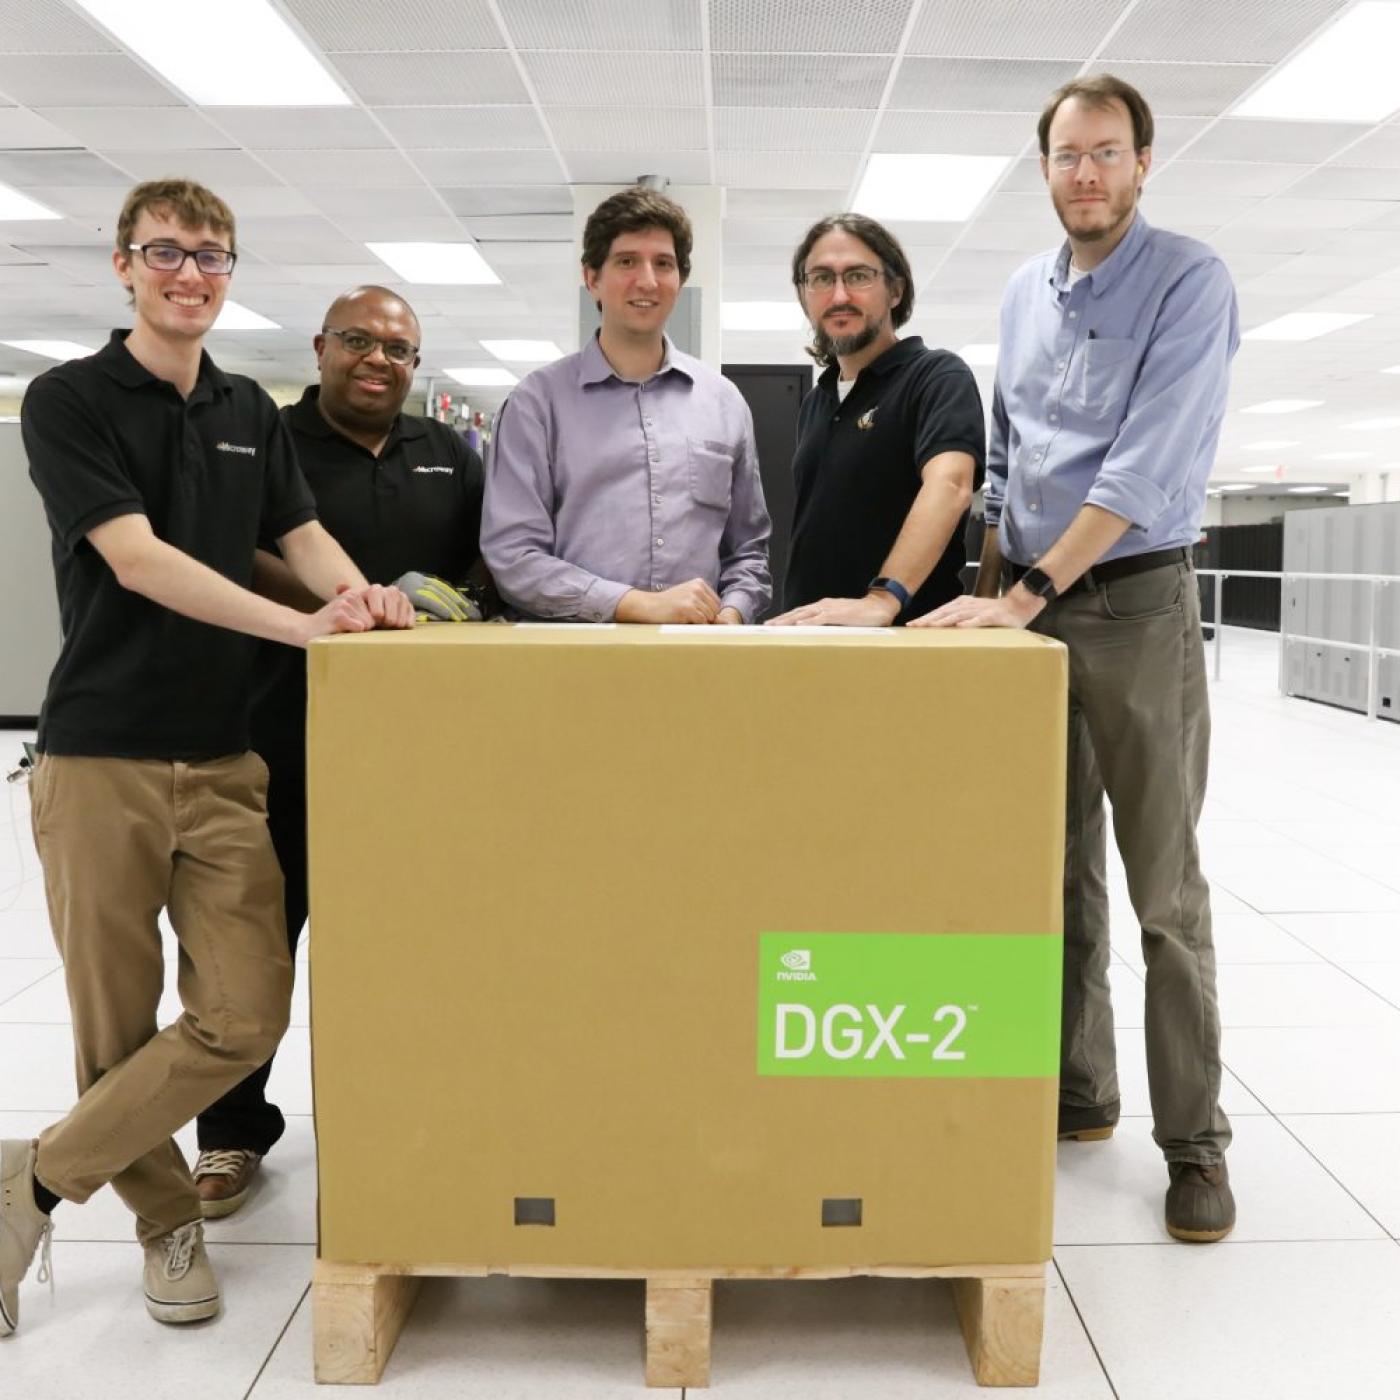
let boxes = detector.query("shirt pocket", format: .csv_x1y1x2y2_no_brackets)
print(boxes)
688,439,733,511
1076,337,1137,418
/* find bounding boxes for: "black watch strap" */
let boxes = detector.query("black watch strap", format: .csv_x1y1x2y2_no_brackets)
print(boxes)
868,576,911,614
1019,566,1058,602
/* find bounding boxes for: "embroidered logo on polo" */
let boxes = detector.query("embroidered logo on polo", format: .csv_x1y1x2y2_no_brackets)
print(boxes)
856,407,878,431
411,465,453,475
215,441,257,457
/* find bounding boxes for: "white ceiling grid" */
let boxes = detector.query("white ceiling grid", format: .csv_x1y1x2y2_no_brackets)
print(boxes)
0,0,1393,490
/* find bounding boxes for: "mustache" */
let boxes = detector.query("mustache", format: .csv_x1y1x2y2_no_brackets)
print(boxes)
824,304,861,319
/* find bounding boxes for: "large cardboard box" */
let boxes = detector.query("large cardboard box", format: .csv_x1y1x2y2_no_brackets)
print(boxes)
308,626,1066,1272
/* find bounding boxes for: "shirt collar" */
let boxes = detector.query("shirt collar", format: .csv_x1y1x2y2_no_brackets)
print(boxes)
95,327,232,398
578,331,693,388
1050,212,1150,298
817,334,925,392
287,383,425,449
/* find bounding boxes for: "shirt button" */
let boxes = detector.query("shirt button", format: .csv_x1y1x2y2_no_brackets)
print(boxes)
655,538,664,547
1056,360,1066,370
1029,503,1039,513
1049,413,1058,423
1069,310,1078,319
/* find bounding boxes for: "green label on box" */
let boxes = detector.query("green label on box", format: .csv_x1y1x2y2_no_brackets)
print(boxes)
757,932,1062,1078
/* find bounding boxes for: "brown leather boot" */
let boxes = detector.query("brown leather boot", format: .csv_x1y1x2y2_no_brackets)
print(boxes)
1057,1102,1118,1142
1165,1159,1235,1242
193,1150,262,1220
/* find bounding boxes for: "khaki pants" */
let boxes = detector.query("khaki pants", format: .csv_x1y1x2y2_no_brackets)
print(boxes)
1032,562,1231,1165
28,751,293,1241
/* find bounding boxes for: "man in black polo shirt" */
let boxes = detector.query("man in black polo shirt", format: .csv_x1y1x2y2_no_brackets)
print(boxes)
0,180,411,1335
191,285,484,1216
767,214,983,627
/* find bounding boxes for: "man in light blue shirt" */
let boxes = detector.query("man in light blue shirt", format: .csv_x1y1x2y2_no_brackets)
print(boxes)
915,75,1238,1243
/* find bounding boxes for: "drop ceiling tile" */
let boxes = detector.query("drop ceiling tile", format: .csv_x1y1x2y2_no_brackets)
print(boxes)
410,149,560,184
1337,126,1400,171
544,107,707,151
109,150,283,188
563,149,711,183
263,261,399,287
724,188,846,218
374,106,548,150
711,0,910,54
459,213,573,241
723,216,811,248
1358,204,1400,232
204,107,393,151
873,110,1033,156
308,185,445,218
241,238,375,266
979,188,1071,226
523,51,704,107
424,149,566,184
1288,167,1400,201
210,186,320,218
1147,160,1312,198
0,150,131,187
995,157,1050,193
717,151,860,190
1140,192,1261,225
716,107,874,154
1186,119,1367,165
438,185,570,216
333,215,467,242
1230,197,1396,231
332,51,527,106
959,218,1060,253
1147,116,1213,161
0,55,182,107
1208,224,1321,254
256,149,426,188
1102,0,1348,63
889,58,1080,112
238,215,348,243
1082,60,1268,118
0,107,79,150
714,53,892,109
501,0,701,51
905,0,1125,60
928,246,1033,289
0,261,86,287
0,0,117,55
0,217,107,245
283,0,505,51
35,107,235,150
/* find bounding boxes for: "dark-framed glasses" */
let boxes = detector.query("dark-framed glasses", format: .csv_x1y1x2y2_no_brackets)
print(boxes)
799,265,883,292
1049,147,1131,171
128,242,237,275
322,327,419,365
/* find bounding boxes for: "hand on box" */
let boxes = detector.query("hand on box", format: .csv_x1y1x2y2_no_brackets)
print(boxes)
908,588,1044,630
616,578,722,624
766,592,901,627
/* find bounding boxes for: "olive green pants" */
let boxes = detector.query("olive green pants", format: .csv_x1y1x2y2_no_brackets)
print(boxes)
29,751,293,1241
1033,561,1231,1165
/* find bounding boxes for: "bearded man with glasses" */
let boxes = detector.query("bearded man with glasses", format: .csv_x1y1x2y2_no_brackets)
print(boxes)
914,76,1239,1244
3,181,413,1334
188,285,488,1218
767,214,984,628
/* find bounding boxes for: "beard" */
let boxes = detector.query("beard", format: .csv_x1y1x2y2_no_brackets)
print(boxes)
1051,183,1138,243
817,305,886,360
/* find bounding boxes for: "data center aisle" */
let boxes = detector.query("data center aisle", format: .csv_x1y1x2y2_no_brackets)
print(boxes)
1,626,1398,1398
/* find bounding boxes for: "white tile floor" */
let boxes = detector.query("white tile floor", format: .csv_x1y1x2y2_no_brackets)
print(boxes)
2,625,1398,1398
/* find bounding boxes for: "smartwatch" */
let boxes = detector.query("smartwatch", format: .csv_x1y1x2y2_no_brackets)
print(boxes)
1018,566,1058,603
867,576,911,615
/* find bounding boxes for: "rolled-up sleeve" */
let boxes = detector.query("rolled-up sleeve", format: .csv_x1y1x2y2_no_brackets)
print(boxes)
716,406,772,622
983,380,1009,528
481,386,631,622
1085,258,1238,531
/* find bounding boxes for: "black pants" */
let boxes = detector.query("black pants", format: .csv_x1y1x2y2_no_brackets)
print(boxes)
194,745,306,1155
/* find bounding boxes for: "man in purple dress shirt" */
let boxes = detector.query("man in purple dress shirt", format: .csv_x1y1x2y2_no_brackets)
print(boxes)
482,186,771,624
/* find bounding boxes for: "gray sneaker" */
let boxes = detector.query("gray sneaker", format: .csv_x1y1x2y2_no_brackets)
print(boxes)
1,1137,55,1336
143,1220,220,1324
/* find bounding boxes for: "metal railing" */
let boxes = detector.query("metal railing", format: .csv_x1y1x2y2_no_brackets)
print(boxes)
1195,569,1400,721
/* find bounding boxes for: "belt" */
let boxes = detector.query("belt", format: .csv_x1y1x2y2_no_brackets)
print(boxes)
1004,546,1190,597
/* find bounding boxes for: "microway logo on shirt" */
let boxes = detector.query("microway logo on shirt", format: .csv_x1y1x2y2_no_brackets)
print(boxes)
215,441,257,456
412,464,453,475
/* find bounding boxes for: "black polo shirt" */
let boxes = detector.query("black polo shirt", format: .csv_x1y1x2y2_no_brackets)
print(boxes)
785,336,985,620
249,386,484,766
23,330,317,759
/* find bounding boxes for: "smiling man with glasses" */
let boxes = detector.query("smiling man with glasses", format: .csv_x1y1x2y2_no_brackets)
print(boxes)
189,285,486,1218
2,181,413,1335
767,213,983,627
914,76,1240,1244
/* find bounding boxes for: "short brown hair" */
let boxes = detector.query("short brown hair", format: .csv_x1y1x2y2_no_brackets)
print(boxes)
116,179,237,256
790,213,914,368
581,186,692,282
1037,74,1154,156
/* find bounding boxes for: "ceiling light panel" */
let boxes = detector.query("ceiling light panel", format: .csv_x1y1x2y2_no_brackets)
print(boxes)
0,184,60,222
855,154,1014,222
714,53,891,109
711,0,911,53
1240,400,1323,413
211,300,280,332
1345,417,1400,431
3,339,99,361
444,367,518,387
958,344,999,366
69,0,351,105
722,302,805,332
1233,3,1400,123
1242,440,1299,449
1242,312,1373,342
1288,486,1330,494
367,243,502,285
481,339,563,363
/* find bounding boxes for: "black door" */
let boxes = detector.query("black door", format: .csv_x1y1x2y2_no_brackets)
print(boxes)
721,363,812,619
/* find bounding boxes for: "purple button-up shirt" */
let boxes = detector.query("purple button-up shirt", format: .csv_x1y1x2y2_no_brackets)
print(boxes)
482,335,772,622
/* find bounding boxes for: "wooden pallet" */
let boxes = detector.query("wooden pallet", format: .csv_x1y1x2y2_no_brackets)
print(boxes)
311,1259,1046,1389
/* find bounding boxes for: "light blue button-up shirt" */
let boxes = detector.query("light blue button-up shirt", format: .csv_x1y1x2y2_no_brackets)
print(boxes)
483,334,771,622
985,213,1239,566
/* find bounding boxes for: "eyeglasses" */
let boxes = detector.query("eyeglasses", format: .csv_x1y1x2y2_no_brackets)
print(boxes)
798,265,884,292
128,242,237,275
1048,147,1132,171
322,327,419,366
